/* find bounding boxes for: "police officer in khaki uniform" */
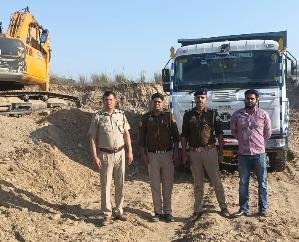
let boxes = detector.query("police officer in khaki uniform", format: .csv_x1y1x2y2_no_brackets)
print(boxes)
181,88,230,221
89,90,133,226
139,93,180,222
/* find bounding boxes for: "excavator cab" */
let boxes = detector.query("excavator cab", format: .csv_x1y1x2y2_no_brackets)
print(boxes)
0,38,26,90
40,29,49,44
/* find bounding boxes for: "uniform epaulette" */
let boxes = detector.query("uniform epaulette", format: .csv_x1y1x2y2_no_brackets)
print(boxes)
163,110,172,117
97,110,105,115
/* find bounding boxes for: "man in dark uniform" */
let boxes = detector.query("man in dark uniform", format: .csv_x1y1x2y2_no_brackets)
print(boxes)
181,88,230,221
139,93,180,222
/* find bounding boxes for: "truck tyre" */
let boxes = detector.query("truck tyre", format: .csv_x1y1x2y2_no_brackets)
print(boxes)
269,149,287,172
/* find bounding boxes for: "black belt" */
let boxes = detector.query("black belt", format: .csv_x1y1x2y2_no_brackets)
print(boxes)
99,145,124,154
148,148,172,154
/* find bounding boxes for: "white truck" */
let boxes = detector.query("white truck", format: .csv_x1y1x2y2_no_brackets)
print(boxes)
162,31,297,171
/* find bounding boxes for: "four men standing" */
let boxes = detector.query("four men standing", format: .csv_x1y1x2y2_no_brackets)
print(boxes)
89,88,272,224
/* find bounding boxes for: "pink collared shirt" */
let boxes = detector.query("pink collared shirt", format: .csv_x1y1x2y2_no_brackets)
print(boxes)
230,107,272,155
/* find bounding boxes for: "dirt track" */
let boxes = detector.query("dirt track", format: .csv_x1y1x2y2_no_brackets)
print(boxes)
0,84,298,242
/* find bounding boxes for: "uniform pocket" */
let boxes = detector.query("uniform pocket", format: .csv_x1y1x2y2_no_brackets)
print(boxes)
189,118,198,130
102,125,112,133
200,124,212,145
114,119,124,133
98,119,111,132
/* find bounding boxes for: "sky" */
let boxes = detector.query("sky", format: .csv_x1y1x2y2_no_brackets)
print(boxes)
1,1,299,81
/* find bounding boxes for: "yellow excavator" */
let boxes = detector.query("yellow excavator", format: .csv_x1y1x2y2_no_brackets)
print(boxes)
0,7,80,116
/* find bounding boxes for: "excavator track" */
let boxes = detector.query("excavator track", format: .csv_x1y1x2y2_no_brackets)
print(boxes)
0,91,81,117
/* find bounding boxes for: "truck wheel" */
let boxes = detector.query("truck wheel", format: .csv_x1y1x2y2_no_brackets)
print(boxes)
269,150,287,172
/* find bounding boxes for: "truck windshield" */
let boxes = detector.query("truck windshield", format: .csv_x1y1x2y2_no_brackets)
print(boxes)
175,50,279,90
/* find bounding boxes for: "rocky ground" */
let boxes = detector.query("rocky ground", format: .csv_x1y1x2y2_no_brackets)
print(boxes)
0,83,298,242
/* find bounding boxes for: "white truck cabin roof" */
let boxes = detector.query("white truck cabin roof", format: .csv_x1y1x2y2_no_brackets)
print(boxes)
176,40,279,57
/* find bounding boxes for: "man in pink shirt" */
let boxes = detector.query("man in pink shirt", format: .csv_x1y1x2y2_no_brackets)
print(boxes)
230,89,272,217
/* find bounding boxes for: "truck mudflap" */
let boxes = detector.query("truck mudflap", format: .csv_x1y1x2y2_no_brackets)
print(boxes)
0,91,81,116
268,149,288,172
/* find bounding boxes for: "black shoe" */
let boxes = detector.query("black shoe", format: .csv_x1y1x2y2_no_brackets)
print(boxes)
259,211,269,217
114,213,127,221
189,212,203,222
220,208,230,218
151,213,163,222
164,214,174,222
234,211,248,217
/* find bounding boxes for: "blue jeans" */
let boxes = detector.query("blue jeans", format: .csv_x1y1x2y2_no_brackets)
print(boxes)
238,153,267,213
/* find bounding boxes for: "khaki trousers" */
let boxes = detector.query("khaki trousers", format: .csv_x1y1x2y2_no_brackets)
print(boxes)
99,149,125,217
148,151,174,214
190,147,227,213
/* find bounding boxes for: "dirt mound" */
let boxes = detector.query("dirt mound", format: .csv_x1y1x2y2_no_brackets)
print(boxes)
0,83,298,241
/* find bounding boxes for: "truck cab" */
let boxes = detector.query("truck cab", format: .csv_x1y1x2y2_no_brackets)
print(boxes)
162,31,297,171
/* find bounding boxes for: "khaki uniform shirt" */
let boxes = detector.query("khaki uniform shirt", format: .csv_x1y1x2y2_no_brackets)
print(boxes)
181,107,223,147
139,111,180,151
89,109,130,150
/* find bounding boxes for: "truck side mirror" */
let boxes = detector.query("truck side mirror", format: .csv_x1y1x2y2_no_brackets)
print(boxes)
291,61,297,75
162,68,170,92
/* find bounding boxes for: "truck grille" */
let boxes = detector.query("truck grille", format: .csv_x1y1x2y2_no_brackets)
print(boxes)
212,90,237,101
